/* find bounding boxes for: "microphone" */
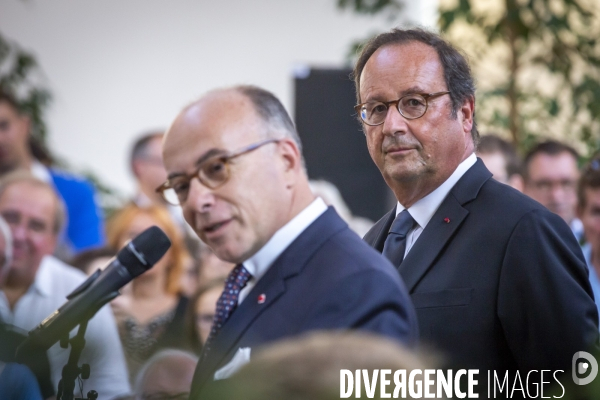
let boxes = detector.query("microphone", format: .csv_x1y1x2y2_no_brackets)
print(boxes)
16,225,171,356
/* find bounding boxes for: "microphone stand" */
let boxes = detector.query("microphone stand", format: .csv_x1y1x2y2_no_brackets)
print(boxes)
56,318,98,400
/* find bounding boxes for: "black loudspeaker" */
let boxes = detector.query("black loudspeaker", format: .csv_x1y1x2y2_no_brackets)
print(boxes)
294,67,394,222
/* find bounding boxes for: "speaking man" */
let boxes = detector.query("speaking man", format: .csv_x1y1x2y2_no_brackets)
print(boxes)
159,85,418,398
355,28,598,378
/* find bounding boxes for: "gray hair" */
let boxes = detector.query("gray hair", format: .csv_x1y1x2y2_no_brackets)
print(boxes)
235,85,304,154
0,170,65,235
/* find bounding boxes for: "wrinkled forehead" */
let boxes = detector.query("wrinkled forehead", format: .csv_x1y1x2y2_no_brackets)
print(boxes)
359,42,444,99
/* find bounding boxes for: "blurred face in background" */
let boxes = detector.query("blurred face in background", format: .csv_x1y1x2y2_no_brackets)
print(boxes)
579,187,600,253
0,101,30,174
134,135,168,200
478,152,508,184
524,152,579,224
0,181,57,284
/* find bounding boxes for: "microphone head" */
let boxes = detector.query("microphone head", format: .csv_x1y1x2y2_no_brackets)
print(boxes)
117,226,172,277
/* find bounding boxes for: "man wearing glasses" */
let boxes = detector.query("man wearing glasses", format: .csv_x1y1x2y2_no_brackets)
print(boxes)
159,85,418,398
355,28,598,385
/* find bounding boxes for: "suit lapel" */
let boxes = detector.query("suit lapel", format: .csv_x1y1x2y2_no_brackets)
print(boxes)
192,207,348,391
399,159,492,292
399,195,469,291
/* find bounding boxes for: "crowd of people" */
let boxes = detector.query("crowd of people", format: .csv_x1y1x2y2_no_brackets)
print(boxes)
0,26,599,400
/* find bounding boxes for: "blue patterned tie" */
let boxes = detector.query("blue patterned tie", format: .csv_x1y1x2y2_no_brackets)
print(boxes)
202,264,252,358
382,209,416,269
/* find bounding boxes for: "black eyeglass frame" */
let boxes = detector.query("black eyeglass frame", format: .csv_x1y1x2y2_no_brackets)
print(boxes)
156,138,280,205
354,91,451,126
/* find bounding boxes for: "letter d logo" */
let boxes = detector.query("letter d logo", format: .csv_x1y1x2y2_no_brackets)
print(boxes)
572,351,598,385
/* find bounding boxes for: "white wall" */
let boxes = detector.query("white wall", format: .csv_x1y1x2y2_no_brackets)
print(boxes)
0,0,437,197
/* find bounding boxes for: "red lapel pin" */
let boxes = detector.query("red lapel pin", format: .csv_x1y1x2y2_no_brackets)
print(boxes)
444,218,450,224
258,294,266,304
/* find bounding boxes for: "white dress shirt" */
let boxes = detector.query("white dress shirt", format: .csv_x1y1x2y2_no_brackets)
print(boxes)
0,256,131,399
397,153,477,257
238,197,327,304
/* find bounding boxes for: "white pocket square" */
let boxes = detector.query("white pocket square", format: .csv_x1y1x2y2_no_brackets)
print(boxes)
213,347,251,380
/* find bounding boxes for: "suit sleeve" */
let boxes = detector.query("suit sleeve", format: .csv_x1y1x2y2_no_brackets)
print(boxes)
498,208,599,371
302,269,419,347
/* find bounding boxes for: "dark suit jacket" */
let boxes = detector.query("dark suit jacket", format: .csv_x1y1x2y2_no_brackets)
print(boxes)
364,159,599,376
190,207,418,398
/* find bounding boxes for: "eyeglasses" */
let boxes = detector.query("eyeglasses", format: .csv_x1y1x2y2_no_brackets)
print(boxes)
156,138,279,206
354,91,451,126
528,179,577,194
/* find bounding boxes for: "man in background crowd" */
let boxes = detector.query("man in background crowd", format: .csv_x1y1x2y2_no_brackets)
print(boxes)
577,156,600,322
160,85,418,398
355,27,598,385
476,134,523,191
0,91,105,257
130,132,170,208
523,140,583,241
0,214,44,399
0,171,130,399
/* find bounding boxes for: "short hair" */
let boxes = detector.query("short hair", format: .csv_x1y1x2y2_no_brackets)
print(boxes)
477,134,522,177
133,349,198,398
0,170,65,235
523,140,579,181
106,204,188,295
353,28,478,144
235,85,303,155
129,131,165,175
207,331,437,400
577,157,600,210
0,215,13,271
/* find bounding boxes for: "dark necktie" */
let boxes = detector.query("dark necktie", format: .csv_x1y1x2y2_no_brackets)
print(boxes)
202,264,252,358
382,209,416,269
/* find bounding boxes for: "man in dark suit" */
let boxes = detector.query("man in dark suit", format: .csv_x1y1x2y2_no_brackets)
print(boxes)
355,28,598,382
159,85,418,398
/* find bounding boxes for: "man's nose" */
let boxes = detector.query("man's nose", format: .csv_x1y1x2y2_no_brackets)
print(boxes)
10,223,27,241
186,178,216,212
381,105,409,136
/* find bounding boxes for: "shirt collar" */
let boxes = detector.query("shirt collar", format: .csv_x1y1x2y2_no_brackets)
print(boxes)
243,197,327,282
29,256,53,298
396,153,477,229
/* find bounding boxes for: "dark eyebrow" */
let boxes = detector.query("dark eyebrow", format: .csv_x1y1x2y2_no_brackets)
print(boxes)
363,86,427,103
166,148,228,180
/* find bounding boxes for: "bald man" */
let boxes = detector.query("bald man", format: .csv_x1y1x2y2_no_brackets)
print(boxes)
158,85,418,397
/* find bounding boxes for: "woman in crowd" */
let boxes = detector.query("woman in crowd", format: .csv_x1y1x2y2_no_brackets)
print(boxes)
106,204,191,382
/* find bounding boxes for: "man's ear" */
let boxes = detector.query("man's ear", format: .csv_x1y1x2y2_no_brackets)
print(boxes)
278,138,301,172
278,138,303,187
460,96,474,135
